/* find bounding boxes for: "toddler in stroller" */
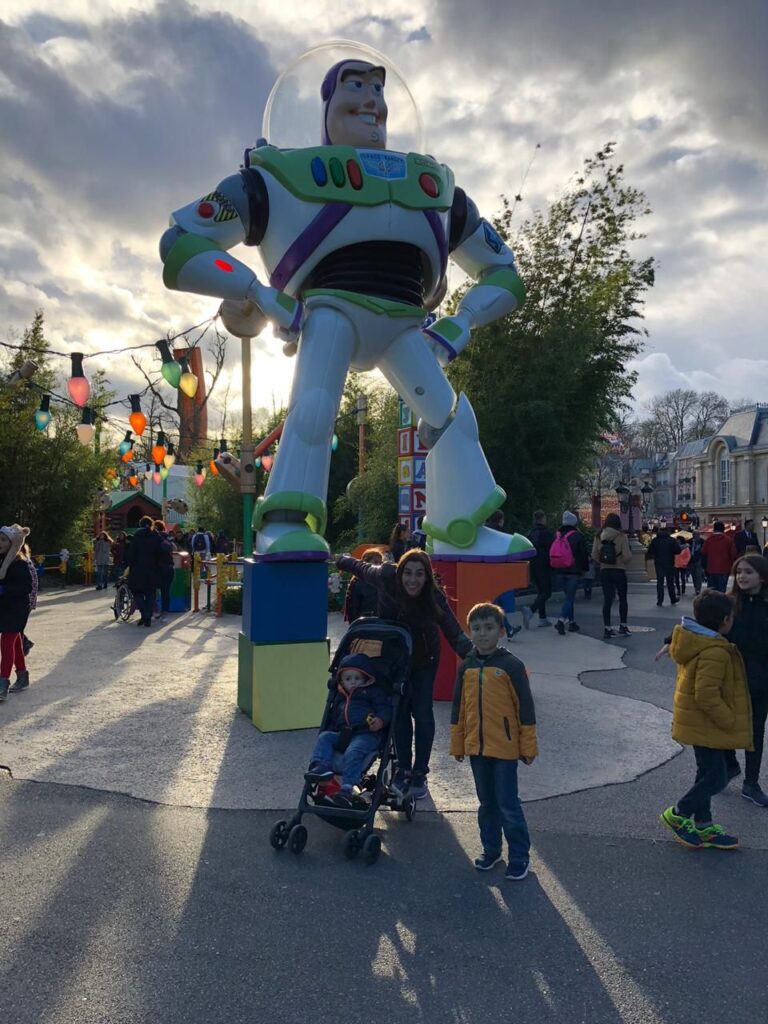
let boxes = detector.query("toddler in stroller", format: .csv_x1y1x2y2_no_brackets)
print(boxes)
305,653,391,808
270,618,414,865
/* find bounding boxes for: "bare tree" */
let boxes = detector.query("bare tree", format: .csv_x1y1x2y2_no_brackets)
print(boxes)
632,388,730,454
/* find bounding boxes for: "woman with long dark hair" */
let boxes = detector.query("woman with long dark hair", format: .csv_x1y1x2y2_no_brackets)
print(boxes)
725,554,768,806
591,513,632,639
336,548,471,800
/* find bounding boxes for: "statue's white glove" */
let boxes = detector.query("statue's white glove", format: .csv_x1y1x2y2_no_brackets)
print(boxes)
218,299,267,339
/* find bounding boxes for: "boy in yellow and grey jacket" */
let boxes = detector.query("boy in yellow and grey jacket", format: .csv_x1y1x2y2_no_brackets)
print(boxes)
450,602,538,880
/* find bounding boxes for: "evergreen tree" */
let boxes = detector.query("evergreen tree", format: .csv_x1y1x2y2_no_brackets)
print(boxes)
447,143,655,528
0,311,111,554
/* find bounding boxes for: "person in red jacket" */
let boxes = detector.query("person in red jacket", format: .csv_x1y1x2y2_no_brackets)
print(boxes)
702,522,738,592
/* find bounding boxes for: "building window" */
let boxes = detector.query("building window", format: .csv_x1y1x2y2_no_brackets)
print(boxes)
719,452,730,505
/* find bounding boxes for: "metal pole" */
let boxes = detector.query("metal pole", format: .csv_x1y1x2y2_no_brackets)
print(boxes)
355,394,367,543
240,337,256,557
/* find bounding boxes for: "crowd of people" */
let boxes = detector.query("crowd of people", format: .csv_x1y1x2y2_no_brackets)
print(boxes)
3,504,766,874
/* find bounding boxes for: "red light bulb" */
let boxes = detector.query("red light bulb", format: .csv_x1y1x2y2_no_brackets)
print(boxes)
67,353,90,407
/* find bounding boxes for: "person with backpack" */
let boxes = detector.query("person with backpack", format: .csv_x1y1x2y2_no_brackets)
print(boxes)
527,510,555,626
550,511,590,636
674,536,692,597
191,527,211,559
591,513,632,639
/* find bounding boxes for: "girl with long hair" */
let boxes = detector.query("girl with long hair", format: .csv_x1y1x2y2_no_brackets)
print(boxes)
591,512,632,639
336,548,471,799
725,554,768,806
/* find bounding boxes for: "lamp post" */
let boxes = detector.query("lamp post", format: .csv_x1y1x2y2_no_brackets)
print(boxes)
239,338,258,558
615,482,630,532
762,516,768,548
355,394,368,543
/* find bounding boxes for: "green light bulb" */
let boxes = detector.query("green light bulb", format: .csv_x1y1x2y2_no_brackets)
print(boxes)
161,360,182,388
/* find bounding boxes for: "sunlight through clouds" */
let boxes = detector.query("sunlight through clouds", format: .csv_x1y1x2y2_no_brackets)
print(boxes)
0,0,765,414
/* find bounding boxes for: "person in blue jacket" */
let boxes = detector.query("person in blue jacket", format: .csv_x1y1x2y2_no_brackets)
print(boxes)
305,653,392,807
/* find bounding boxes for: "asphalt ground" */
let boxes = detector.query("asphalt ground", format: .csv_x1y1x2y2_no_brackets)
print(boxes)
1,582,767,1024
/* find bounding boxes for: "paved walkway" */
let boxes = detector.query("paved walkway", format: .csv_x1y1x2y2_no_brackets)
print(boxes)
0,584,677,809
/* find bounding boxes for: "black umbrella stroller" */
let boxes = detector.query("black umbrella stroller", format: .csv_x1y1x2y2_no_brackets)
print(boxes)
270,618,415,865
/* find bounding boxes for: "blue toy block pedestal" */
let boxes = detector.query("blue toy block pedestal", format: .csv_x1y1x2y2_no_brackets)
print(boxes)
242,559,327,644
238,557,330,731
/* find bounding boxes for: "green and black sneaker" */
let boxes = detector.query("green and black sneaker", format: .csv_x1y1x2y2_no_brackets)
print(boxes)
660,807,702,848
695,824,739,850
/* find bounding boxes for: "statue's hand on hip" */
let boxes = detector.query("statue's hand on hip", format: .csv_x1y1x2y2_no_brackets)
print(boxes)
421,313,471,367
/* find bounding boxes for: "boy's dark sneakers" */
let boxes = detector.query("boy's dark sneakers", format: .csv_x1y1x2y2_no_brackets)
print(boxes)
505,861,530,880
660,806,702,848
304,764,334,783
0,677,9,702
618,625,631,636
474,851,503,871
555,620,566,636
409,772,429,800
696,824,739,850
603,628,616,639
567,622,580,633
741,782,768,807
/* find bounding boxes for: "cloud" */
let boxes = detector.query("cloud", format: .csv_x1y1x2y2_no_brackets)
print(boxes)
630,352,768,407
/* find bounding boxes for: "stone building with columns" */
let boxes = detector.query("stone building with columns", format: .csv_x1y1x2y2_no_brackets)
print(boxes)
690,404,768,529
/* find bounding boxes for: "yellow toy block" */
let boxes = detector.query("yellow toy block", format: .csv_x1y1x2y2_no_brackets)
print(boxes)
247,638,330,733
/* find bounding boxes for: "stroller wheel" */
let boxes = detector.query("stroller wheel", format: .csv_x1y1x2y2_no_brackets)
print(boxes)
343,830,361,860
403,794,417,822
269,819,290,850
362,833,382,865
288,824,308,855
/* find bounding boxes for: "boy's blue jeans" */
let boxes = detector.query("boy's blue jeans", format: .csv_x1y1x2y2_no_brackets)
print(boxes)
310,730,382,788
676,746,728,825
470,755,530,866
556,574,580,621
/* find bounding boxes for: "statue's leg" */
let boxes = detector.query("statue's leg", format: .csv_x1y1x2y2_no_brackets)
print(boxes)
379,328,535,560
254,306,354,559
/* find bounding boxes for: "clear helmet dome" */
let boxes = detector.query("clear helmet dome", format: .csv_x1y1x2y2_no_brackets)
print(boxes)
262,40,424,154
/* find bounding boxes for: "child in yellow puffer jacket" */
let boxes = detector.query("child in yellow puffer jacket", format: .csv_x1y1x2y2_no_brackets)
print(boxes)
450,602,538,881
660,590,753,851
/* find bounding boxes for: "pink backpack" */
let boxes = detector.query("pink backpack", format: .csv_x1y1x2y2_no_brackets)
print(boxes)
549,530,575,569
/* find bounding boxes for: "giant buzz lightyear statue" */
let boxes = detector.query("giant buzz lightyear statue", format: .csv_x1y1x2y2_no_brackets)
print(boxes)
161,50,535,562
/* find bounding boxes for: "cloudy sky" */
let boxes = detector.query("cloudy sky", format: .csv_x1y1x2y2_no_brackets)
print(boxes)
1,0,766,437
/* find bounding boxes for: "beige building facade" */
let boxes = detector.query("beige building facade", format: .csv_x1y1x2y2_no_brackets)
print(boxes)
692,405,768,529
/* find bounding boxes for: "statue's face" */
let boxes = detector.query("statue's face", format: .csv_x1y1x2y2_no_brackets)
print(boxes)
325,61,387,149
